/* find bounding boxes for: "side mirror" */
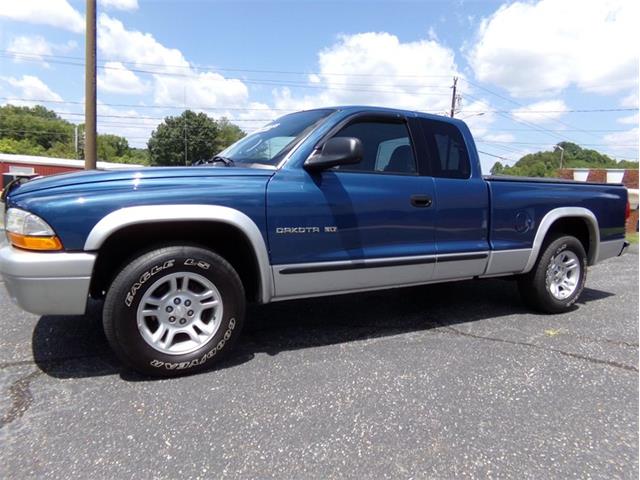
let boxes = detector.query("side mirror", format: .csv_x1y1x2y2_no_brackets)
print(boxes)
304,137,363,171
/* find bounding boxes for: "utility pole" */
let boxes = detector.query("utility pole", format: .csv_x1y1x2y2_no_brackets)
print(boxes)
184,120,188,165
74,124,79,159
450,76,458,118
183,87,188,165
84,0,97,169
555,144,565,169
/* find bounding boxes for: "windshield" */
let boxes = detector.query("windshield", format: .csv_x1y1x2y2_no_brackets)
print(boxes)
218,109,335,166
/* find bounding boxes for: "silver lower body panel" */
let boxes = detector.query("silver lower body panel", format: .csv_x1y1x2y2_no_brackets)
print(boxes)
0,246,96,315
272,254,437,299
597,239,627,263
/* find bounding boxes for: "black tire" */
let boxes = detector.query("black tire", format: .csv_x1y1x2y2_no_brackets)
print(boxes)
517,235,587,313
103,245,245,377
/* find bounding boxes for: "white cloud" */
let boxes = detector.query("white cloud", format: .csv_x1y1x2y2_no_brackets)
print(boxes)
153,73,248,110
96,102,160,148
99,0,138,11
621,91,639,108
3,75,63,105
469,0,639,97
97,14,249,109
7,35,78,67
271,32,460,115
7,36,52,64
98,61,148,94
603,128,639,155
511,99,568,124
618,113,639,126
0,0,84,33
459,99,497,139
98,14,189,71
478,132,516,143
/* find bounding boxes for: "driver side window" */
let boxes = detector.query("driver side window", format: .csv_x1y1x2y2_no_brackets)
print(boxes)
333,120,416,174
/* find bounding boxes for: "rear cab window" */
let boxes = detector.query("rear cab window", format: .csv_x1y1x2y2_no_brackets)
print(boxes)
418,118,471,179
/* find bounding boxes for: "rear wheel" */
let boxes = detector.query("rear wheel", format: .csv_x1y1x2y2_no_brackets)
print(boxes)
518,235,587,313
103,245,245,377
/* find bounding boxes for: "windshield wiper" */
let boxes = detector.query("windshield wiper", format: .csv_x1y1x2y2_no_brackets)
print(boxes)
194,155,235,167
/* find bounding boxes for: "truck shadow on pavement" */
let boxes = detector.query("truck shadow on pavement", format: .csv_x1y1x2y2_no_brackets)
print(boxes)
31,278,614,381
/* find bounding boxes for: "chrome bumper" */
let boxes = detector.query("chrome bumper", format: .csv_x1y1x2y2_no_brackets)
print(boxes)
0,245,96,315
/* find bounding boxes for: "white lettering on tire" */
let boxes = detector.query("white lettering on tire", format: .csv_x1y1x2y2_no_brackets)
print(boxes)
125,260,175,307
149,317,237,370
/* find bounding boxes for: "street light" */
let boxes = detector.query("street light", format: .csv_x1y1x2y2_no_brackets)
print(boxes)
554,144,565,169
459,112,486,120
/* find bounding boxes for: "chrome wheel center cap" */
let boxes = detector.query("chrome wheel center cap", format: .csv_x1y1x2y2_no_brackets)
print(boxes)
173,304,187,318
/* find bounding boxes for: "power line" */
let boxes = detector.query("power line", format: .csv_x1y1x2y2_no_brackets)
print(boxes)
0,128,72,136
41,110,272,121
3,96,635,116
459,107,636,113
1,49,457,79
477,150,515,162
481,128,631,132
461,91,580,144
0,96,289,112
460,78,626,141
0,53,454,95
476,140,638,147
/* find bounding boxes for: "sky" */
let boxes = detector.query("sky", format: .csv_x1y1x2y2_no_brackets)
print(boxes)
0,0,638,173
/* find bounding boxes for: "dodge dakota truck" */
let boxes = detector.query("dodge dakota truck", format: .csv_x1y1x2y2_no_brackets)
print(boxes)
0,106,630,376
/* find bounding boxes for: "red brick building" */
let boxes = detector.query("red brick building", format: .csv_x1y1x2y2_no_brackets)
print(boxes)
557,168,639,233
0,152,143,182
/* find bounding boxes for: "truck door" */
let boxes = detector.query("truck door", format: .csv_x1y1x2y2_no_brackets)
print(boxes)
413,117,490,280
267,113,437,298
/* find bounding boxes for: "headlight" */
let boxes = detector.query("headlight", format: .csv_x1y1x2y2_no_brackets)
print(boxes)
5,208,62,251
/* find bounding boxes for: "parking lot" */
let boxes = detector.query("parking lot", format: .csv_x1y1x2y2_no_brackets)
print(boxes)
0,248,637,479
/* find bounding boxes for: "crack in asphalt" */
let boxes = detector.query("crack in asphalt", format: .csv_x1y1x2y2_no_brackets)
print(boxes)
439,325,639,373
0,354,105,371
0,369,43,429
0,322,635,429
564,333,639,349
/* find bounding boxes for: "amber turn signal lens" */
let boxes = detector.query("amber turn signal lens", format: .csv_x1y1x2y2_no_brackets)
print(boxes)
7,232,63,251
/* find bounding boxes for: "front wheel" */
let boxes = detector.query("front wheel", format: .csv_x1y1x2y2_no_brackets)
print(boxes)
517,235,587,313
103,245,245,377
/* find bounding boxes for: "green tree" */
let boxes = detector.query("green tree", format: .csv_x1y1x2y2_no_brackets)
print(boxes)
0,104,153,163
97,134,130,161
490,161,505,175
217,117,245,148
147,110,245,166
501,142,638,177
0,104,73,150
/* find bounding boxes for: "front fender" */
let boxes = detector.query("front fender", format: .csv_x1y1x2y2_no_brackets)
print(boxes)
84,205,274,303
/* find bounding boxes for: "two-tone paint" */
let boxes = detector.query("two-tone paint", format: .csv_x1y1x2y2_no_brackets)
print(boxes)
1,106,629,315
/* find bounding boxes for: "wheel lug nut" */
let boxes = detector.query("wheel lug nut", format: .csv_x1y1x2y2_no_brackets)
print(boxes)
184,300,191,307
173,298,181,305
166,306,173,313
188,310,194,316
179,318,187,325
169,316,175,322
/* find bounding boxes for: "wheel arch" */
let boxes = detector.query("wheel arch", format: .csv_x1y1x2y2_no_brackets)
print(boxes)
523,207,599,273
85,205,273,303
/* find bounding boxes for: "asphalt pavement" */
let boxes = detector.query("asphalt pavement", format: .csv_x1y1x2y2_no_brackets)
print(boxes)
0,248,638,479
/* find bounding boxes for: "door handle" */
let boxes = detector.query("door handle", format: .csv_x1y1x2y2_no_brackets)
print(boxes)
410,195,432,207
410,194,432,208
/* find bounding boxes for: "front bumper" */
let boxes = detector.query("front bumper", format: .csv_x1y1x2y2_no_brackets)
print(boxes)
0,245,96,315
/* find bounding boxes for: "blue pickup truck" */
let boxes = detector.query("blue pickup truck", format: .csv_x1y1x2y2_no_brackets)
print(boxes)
0,107,630,376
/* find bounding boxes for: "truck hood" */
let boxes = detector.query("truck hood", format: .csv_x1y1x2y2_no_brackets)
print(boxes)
9,166,275,197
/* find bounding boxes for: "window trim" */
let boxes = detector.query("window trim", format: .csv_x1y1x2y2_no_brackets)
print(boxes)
311,112,420,177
